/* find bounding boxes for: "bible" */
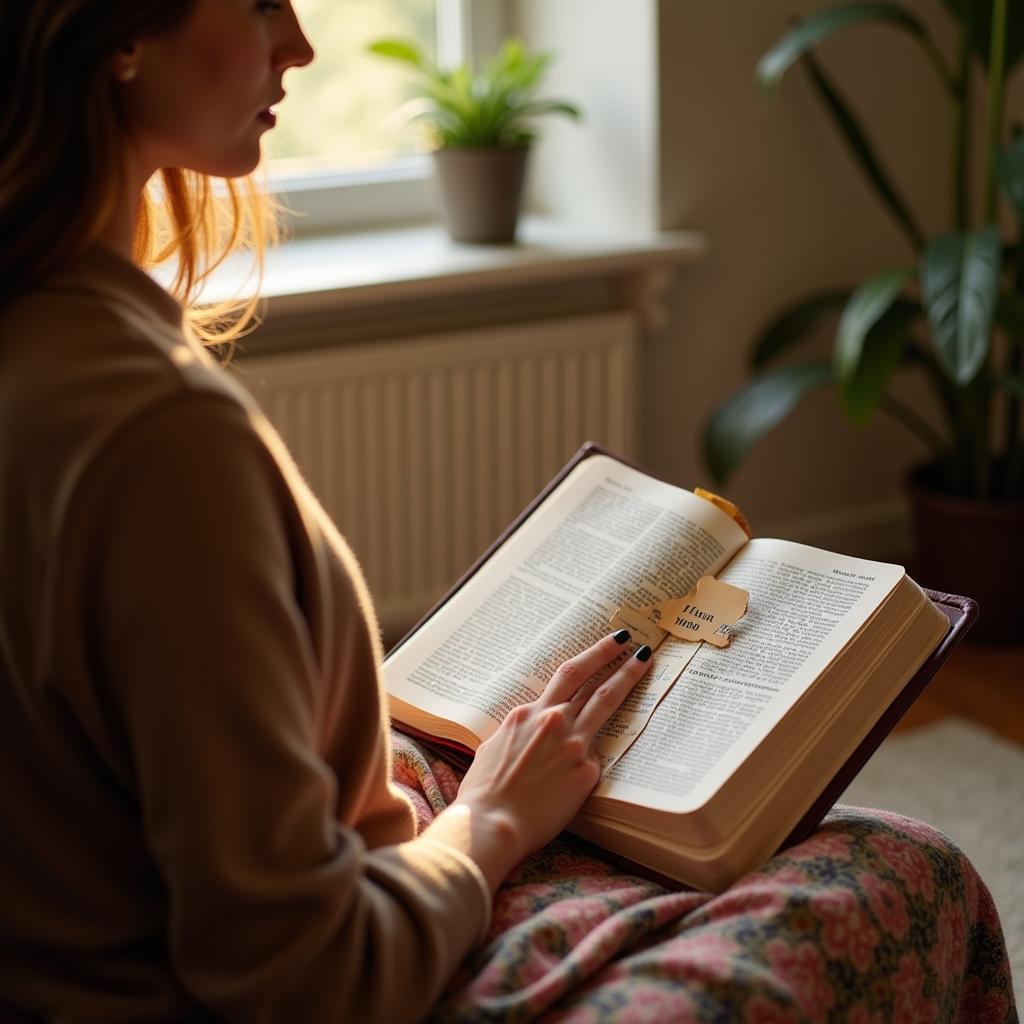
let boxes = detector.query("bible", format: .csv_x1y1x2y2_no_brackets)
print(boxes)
383,444,976,892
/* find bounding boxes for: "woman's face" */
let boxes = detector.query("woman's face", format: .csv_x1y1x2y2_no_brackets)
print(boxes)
119,0,314,178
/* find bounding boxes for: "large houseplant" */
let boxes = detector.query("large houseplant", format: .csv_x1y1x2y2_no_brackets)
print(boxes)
703,0,1024,641
369,37,580,243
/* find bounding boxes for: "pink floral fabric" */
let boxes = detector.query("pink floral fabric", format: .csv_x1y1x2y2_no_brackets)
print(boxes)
390,729,1018,1024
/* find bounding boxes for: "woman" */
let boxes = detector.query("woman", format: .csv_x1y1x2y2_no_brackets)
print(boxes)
0,3,1016,1023
0,2,652,1019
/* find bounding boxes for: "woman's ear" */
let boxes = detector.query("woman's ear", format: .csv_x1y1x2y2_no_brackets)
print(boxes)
111,42,141,84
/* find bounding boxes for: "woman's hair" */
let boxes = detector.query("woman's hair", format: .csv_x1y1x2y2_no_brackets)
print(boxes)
0,0,278,348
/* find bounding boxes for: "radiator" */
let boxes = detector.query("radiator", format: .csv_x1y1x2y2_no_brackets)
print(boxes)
234,311,638,632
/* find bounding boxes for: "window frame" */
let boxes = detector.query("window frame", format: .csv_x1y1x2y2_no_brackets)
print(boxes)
271,0,508,236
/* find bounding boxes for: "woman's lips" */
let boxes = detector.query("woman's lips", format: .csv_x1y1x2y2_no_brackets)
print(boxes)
258,108,277,128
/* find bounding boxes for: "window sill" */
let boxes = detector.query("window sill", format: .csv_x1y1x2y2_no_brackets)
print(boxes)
197,217,707,321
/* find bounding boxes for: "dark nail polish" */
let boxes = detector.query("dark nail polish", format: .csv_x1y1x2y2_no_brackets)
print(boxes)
613,629,631,645
635,644,652,663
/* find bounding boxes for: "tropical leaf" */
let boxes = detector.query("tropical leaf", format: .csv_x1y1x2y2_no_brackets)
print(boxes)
756,3,931,92
996,135,1024,221
920,224,1002,383
939,0,1024,73
837,301,919,424
802,50,923,249
751,291,852,368
703,363,833,483
369,37,577,149
515,100,582,121
367,39,428,69
486,41,550,91
834,267,915,382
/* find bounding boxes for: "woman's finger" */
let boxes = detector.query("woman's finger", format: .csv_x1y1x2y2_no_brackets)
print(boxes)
537,630,632,707
572,645,652,738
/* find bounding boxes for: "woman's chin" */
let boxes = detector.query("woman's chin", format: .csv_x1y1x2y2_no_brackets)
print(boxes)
179,144,265,181
214,152,264,179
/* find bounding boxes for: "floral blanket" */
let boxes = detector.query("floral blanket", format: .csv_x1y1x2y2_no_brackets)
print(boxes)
391,729,1018,1024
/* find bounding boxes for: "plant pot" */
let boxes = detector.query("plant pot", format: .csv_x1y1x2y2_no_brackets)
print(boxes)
431,146,530,244
906,463,1024,644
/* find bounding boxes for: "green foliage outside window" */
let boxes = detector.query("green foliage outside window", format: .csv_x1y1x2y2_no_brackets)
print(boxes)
268,0,437,172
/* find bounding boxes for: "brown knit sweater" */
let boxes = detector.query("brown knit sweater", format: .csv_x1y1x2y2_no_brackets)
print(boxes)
0,245,489,1022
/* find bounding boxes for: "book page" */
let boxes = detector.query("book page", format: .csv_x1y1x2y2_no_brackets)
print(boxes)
384,454,750,743
596,538,906,812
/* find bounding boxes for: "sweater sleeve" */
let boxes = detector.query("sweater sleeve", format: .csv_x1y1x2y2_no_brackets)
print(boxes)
75,393,488,1023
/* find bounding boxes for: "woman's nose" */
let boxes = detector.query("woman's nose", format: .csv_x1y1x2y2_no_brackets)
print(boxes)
276,7,315,73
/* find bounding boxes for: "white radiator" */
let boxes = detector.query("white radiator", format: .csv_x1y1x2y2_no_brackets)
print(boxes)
235,311,638,632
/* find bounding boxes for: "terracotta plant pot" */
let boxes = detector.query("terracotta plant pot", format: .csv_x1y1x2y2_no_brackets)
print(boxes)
431,146,530,244
906,463,1024,644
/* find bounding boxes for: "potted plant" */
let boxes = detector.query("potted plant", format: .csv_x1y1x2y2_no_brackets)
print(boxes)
368,37,580,243
703,0,1024,642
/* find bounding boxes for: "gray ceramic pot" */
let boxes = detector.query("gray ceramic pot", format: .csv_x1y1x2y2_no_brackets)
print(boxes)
431,146,530,244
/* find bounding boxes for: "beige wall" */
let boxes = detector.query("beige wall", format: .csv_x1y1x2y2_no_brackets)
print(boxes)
514,0,661,233
516,0,1023,556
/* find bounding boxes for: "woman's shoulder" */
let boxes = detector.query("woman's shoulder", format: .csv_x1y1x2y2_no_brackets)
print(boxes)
1,252,254,434
0,253,265,542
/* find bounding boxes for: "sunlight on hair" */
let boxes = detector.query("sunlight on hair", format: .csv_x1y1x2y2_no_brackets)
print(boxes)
169,345,196,367
135,166,284,360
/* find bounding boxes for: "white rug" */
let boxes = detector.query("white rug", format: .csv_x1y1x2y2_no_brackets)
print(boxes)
839,717,1024,1006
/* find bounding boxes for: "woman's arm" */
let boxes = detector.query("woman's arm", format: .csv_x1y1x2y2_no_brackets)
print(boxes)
72,392,646,1023
426,632,650,893
76,394,485,1022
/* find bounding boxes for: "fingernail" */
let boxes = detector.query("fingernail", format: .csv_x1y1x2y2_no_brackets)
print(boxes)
613,629,631,645
635,645,652,663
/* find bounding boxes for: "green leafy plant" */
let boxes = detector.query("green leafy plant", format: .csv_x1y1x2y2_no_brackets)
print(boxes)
367,37,581,149
703,0,1024,500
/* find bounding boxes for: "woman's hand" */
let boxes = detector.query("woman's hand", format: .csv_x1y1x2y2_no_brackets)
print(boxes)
421,632,652,892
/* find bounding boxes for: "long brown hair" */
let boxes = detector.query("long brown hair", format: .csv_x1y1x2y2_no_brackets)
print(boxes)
0,0,277,347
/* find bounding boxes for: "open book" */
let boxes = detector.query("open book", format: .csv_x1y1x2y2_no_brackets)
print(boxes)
383,445,975,892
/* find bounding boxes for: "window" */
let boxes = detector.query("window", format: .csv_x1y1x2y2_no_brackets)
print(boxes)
268,0,437,175
270,0,505,234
